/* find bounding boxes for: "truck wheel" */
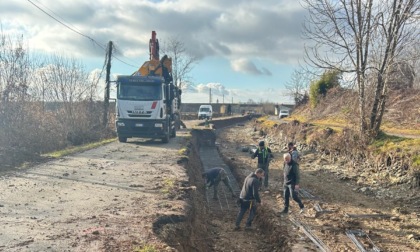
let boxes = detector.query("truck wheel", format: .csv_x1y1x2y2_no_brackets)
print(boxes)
161,134,169,143
118,136,127,143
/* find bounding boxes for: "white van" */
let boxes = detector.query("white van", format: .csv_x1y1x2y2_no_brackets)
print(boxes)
278,110,290,118
198,105,213,120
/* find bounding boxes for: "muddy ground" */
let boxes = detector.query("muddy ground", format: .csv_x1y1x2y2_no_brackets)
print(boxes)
0,116,419,251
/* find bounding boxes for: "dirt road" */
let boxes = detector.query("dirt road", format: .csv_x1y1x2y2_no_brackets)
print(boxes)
0,132,190,251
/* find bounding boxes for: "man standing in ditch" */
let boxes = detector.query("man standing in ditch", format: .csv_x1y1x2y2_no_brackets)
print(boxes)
252,140,273,190
234,168,265,231
202,167,236,200
279,153,305,214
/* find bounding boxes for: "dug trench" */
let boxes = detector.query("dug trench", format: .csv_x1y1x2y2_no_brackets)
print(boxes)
152,117,420,251
152,117,310,252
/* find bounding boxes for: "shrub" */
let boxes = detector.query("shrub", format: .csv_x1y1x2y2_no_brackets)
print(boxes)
309,70,341,107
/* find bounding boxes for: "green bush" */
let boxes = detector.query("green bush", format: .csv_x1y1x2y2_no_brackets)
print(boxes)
309,70,341,107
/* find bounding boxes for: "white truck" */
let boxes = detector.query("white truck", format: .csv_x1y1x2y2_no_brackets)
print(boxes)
198,105,213,120
115,31,181,143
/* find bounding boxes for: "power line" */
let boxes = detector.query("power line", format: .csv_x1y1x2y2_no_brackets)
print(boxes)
27,0,106,50
32,0,85,38
26,0,139,69
112,44,140,68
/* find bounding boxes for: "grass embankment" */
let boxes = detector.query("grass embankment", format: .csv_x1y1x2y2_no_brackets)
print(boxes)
268,114,420,168
371,132,420,167
381,123,420,136
42,138,116,158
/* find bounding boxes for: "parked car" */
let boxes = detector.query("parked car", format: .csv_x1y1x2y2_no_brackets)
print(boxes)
278,110,290,118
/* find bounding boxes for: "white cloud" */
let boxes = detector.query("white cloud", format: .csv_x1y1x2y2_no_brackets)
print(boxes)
196,83,228,95
1,0,305,104
182,82,292,104
1,0,306,63
230,58,272,75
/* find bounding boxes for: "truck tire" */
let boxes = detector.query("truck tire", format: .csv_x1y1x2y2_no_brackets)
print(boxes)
162,124,170,143
161,134,169,143
118,136,127,143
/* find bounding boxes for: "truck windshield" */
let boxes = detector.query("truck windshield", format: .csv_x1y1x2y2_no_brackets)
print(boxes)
117,83,161,101
200,108,210,112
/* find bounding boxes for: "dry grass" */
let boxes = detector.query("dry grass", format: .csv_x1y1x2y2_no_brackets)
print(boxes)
43,138,116,158
381,123,420,136
275,87,420,180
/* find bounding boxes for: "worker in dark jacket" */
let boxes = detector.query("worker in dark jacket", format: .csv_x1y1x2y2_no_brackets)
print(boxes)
252,141,273,189
202,167,235,199
279,153,305,214
234,168,265,230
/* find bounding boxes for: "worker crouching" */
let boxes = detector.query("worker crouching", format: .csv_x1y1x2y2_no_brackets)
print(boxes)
202,167,236,200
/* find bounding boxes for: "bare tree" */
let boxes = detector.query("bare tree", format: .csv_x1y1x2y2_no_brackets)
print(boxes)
0,31,32,137
0,26,108,168
397,35,420,89
0,31,44,162
161,36,198,89
0,33,31,103
302,0,420,138
285,69,312,105
34,54,102,144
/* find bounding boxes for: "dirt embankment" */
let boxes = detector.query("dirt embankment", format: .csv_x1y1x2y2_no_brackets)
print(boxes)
216,120,420,251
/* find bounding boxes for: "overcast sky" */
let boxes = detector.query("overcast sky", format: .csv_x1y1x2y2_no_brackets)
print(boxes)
1,0,308,104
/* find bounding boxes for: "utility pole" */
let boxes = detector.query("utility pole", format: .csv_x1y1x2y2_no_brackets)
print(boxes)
223,94,224,104
209,88,212,104
103,41,113,127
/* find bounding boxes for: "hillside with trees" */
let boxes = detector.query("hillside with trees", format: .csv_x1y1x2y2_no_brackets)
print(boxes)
278,0,420,193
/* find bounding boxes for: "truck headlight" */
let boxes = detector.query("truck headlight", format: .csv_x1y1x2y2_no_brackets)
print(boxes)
154,123,163,128
117,122,125,127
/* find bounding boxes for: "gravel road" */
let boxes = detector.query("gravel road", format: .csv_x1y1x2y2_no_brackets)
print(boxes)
0,132,189,251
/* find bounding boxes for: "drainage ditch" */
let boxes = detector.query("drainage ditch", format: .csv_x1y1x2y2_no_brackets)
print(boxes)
153,117,294,251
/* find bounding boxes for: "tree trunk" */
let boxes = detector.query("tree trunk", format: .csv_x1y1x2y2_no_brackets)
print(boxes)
370,73,384,134
358,76,367,134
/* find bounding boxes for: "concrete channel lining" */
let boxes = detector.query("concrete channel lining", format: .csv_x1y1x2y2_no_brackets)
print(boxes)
289,216,332,252
345,230,381,252
200,146,241,212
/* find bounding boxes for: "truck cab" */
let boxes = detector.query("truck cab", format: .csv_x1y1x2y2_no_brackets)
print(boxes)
115,75,176,143
115,31,180,143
